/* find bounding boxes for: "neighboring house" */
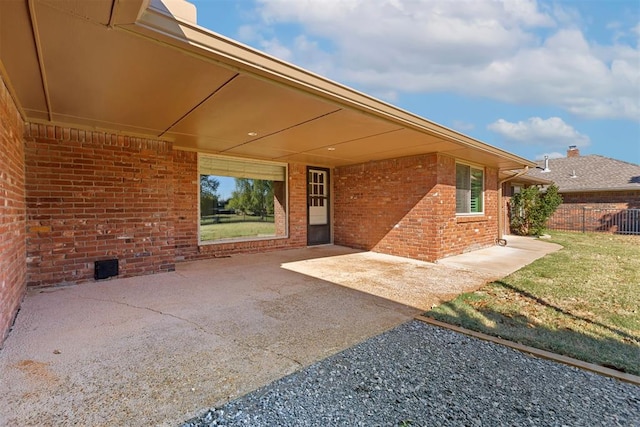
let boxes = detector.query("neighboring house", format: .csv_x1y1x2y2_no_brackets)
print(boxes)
0,0,537,342
525,146,640,233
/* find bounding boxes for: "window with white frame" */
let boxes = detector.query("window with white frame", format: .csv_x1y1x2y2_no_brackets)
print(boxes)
198,154,288,243
456,163,484,214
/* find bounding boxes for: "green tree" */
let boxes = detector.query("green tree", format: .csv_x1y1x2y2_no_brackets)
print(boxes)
510,184,562,236
226,179,273,220
200,175,220,217
227,178,251,218
252,179,274,219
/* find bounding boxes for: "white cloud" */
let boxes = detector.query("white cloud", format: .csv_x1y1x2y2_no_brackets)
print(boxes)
550,3,582,26
249,0,639,121
487,117,591,148
236,25,260,43
259,37,295,62
235,26,333,76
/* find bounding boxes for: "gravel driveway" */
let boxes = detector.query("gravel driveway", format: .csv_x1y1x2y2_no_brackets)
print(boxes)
182,321,640,427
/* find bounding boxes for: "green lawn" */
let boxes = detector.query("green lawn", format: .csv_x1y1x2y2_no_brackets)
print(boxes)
200,215,276,241
425,232,640,375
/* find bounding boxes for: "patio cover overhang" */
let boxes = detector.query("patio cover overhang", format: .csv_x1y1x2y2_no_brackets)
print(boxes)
0,0,536,171
498,171,554,187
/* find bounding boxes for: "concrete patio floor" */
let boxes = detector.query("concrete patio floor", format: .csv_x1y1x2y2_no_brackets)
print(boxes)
0,236,561,426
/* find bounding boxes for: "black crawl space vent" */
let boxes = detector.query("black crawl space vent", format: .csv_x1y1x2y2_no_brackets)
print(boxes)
95,259,119,280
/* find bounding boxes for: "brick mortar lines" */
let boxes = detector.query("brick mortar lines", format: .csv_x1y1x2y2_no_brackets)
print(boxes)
24,124,176,286
0,75,27,344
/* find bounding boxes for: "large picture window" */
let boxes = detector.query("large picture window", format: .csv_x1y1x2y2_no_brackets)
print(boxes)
198,155,287,243
456,163,484,214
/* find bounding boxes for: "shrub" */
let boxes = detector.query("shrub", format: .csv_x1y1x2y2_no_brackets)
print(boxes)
510,184,562,236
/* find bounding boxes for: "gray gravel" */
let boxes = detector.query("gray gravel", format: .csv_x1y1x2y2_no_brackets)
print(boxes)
181,321,640,427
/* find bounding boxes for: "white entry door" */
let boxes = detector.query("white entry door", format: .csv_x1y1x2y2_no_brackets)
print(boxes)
307,167,330,244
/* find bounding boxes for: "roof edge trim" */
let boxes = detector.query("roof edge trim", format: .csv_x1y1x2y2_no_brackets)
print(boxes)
558,187,640,193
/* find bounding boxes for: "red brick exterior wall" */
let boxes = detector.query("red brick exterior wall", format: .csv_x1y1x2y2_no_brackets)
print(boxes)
24,125,176,286
334,154,440,260
559,191,640,209
15,118,504,288
172,150,199,261
21,125,309,287
0,76,27,345
334,154,498,262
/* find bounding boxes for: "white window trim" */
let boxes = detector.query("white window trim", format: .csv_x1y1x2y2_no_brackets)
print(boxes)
455,161,485,216
197,153,289,245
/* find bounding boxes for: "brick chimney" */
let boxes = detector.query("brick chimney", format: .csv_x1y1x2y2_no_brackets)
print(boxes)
567,145,580,157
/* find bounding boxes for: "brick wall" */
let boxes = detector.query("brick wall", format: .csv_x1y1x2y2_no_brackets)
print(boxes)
334,154,498,262
0,75,27,345
559,191,640,209
24,125,176,286
334,154,440,261
22,129,309,286
172,150,199,261
20,119,504,287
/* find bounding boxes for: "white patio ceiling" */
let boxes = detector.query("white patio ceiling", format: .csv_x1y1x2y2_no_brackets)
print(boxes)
0,0,536,170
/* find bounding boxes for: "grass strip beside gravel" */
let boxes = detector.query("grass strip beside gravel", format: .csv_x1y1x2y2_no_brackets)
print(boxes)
425,232,640,375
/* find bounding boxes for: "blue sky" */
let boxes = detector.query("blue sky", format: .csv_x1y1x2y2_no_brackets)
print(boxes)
191,0,639,181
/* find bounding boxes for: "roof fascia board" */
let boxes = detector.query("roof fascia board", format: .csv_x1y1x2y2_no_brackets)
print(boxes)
126,3,535,169
559,187,640,193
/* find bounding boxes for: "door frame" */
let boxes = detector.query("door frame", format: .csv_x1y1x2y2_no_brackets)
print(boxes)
306,166,331,245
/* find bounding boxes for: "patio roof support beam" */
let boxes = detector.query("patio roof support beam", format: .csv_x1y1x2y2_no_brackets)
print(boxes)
27,0,52,122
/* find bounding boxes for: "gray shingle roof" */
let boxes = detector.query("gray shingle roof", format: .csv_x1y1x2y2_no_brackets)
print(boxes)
525,155,640,192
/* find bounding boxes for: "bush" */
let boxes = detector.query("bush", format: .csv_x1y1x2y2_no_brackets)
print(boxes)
510,184,562,236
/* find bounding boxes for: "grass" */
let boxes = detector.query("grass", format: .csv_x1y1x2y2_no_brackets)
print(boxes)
200,215,276,241
425,231,640,375
200,214,274,225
